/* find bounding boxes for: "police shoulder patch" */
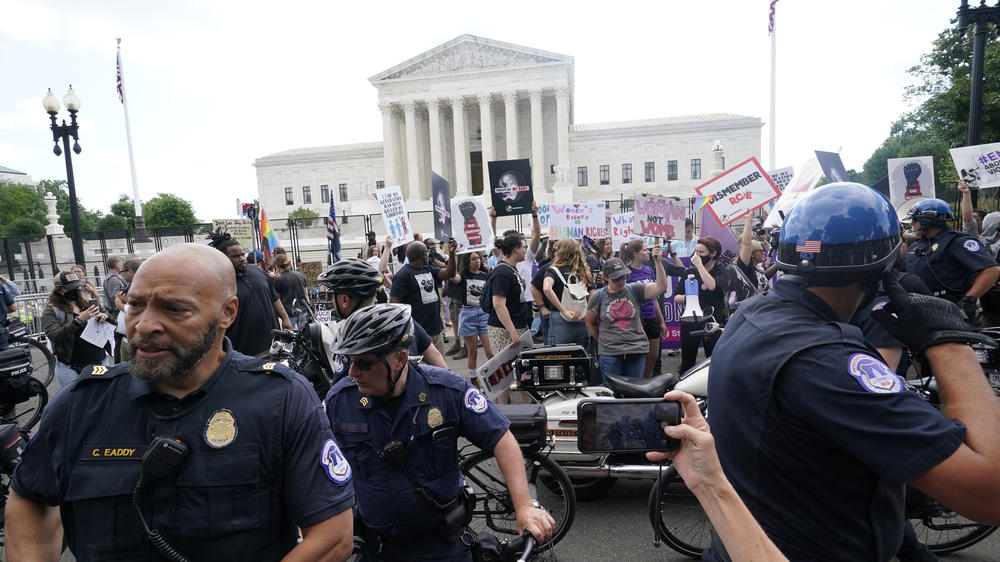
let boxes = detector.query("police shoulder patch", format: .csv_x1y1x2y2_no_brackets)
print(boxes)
463,387,489,414
321,439,352,484
847,353,903,394
964,239,981,252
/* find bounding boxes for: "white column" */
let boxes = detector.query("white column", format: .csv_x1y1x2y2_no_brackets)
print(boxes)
529,88,546,192
478,93,495,195
503,91,519,160
427,99,443,177
451,96,470,196
555,87,570,170
379,102,398,188
403,100,420,201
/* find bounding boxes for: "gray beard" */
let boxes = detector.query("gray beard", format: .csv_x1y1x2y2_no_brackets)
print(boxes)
128,319,219,384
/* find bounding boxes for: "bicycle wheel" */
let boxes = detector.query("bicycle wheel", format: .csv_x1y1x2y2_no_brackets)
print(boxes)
0,377,48,433
648,464,712,559
460,448,576,546
908,494,998,554
9,335,56,388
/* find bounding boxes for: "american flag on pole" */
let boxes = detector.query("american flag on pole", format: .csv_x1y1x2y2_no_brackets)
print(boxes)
327,197,342,261
116,52,124,103
768,0,779,34
796,240,822,253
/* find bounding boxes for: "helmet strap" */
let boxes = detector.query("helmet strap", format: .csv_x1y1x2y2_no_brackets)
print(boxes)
380,353,405,398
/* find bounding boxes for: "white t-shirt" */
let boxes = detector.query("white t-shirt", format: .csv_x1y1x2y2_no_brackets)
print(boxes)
517,247,535,303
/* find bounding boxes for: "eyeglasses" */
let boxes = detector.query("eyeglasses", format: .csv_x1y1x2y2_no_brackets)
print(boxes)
348,357,378,372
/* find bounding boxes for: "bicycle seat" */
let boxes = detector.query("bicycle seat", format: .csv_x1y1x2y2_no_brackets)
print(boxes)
0,348,29,366
603,372,677,398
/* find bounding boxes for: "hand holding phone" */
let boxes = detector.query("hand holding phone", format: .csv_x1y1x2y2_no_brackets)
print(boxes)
577,398,682,453
646,391,725,494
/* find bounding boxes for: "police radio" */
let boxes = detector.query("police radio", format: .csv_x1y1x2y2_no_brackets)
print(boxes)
132,436,191,562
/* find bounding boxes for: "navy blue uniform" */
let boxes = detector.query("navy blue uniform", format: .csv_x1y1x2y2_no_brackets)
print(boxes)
905,228,998,301
12,339,354,561
326,364,509,560
706,279,965,561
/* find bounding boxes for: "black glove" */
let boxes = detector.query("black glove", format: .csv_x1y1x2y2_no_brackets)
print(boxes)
958,295,978,320
871,271,997,353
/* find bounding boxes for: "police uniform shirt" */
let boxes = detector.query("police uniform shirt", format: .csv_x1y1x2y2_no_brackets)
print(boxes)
905,228,998,299
12,339,355,560
706,279,966,561
326,364,509,541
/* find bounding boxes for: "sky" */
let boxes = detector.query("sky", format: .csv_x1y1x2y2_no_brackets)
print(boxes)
0,0,964,221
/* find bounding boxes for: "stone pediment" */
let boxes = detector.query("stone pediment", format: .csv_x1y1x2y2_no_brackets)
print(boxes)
371,35,571,82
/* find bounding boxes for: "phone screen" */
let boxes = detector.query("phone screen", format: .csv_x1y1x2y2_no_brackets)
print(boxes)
577,399,681,453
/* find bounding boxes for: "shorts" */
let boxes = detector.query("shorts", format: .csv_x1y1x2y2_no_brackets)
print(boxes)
458,306,488,337
641,317,663,340
487,324,527,352
449,299,462,320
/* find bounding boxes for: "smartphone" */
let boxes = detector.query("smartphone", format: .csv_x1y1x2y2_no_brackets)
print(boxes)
577,398,682,453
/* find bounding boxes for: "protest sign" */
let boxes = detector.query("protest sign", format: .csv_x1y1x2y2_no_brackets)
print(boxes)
432,172,452,242
766,166,795,191
211,219,255,250
609,213,639,248
870,176,890,200
375,186,414,248
536,203,551,232
764,156,824,228
887,156,935,208
815,150,850,183
950,142,1000,189
451,196,494,254
472,330,533,399
695,157,781,226
634,195,686,239
488,158,534,216
549,202,606,240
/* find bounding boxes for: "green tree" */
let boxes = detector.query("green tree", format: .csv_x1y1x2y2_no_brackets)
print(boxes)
109,194,136,228
0,182,46,236
98,214,130,231
143,193,198,228
288,206,320,227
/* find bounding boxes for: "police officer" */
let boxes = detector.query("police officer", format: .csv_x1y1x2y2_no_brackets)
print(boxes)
7,243,355,561
904,197,1000,319
325,304,554,561
317,258,447,381
707,183,1000,561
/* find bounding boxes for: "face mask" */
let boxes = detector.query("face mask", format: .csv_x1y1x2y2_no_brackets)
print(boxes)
64,289,80,301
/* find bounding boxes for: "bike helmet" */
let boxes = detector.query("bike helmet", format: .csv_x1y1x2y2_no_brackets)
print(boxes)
317,258,384,299
329,303,413,357
776,182,901,286
907,198,954,230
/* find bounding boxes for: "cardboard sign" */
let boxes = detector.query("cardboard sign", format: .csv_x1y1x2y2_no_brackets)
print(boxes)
609,213,639,249
375,186,414,248
211,219,255,250
634,195,686,239
472,330,534,399
549,202,606,240
950,142,1000,189
695,157,781,226
766,166,795,191
887,156,935,208
432,172,452,242
488,159,534,216
815,150,850,183
451,196,494,254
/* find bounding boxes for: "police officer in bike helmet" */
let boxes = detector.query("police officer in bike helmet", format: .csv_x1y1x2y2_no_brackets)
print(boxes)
324,304,554,561
317,259,446,380
904,198,1000,321
707,182,1000,561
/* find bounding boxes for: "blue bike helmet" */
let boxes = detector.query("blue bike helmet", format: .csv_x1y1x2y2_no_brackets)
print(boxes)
907,198,954,230
776,182,901,286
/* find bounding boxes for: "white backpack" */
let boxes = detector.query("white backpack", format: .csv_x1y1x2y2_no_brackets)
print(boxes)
551,267,588,321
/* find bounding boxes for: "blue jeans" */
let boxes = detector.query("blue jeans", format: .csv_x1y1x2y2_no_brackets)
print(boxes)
598,354,646,379
550,312,590,349
539,314,551,345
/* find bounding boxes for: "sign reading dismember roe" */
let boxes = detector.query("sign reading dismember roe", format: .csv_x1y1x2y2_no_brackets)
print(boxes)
695,157,781,226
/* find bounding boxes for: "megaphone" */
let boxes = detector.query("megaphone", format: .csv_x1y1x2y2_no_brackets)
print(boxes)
680,274,704,322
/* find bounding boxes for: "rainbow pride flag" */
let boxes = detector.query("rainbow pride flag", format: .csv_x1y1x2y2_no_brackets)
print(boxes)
691,195,714,216
260,209,280,262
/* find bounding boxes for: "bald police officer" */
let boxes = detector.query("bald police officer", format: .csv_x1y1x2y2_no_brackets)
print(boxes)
7,243,354,561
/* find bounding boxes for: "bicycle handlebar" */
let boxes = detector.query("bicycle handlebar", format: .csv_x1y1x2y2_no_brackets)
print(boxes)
515,532,536,562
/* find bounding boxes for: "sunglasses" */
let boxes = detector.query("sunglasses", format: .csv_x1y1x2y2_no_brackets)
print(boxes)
348,357,378,372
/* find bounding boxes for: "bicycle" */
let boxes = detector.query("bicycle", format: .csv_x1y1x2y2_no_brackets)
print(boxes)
0,323,52,433
3,319,56,388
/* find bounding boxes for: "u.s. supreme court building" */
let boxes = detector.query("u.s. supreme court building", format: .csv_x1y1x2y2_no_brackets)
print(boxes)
254,35,762,219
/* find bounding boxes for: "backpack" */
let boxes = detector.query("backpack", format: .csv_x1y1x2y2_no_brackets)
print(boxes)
550,267,588,320
479,262,517,316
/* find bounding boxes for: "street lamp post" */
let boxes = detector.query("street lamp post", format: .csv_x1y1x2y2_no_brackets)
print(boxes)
957,1,1000,149
42,86,85,266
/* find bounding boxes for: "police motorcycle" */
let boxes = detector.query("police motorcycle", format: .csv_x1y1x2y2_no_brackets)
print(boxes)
511,276,714,503
267,299,337,400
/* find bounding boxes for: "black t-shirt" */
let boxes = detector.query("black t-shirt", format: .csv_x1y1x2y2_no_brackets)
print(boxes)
458,271,489,307
676,263,730,323
274,270,308,315
542,266,574,303
226,265,280,357
487,263,531,329
530,266,552,309
390,264,443,336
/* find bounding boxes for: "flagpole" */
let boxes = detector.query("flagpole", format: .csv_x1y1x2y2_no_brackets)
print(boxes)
117,38,150,242
768,4,777,170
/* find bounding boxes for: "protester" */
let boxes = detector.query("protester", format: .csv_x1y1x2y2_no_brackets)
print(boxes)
490,202,542,312
452,252,493,377
70,264,101,306
674,236,729,374
734,217,776,298
103,256,139,363
486,231,532,353
622,239,668,378
669,218,697,259
42,271,109,386
543,238,594,347
389,239,458,353
529,239,558,345
272,254,310,328
586,254,668,378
